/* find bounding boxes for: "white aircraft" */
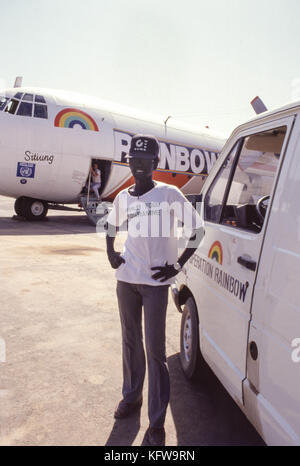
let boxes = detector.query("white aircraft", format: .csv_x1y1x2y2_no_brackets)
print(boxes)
0,78,225,223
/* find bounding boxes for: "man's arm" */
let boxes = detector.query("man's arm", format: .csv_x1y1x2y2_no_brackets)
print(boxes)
106,223,125,269
151,227,204,282
177,226,204,267
105,192,126,269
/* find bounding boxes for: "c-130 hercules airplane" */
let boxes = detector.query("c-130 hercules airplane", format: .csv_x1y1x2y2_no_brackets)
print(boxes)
0,77,225,224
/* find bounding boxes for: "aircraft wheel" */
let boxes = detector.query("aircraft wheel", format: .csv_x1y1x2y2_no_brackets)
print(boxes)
180,297,204,380
14,197,27,216
23,198,48,221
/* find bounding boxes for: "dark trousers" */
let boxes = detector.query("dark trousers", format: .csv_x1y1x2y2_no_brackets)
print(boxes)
116,280,170,428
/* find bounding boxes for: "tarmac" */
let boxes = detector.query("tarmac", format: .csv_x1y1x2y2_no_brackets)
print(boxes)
0,196,265,446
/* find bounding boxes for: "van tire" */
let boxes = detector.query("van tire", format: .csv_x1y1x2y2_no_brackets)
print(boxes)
180,297,203,380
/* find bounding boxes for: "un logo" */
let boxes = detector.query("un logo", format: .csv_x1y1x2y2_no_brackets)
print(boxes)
20,166,32,177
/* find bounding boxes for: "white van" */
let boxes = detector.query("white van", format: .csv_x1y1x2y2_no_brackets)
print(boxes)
171,101,300,446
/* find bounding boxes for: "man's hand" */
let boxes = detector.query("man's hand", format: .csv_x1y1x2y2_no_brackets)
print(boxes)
151,262,178,282
107,250,125,269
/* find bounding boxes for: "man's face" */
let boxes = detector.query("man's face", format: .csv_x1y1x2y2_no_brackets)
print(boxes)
129,157,154,180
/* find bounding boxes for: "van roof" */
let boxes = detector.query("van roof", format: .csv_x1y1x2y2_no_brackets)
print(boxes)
233,100,300,135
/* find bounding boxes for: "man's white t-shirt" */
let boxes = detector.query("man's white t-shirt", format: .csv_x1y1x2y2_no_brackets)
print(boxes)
107,181,202,286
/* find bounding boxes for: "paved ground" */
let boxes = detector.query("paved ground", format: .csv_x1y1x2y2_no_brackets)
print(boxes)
0,196,265,446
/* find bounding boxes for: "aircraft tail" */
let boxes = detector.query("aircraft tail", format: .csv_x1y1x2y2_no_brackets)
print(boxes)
251,96,268,115
14,76,23,88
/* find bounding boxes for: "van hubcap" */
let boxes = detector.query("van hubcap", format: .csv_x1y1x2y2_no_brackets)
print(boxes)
183,312,192,362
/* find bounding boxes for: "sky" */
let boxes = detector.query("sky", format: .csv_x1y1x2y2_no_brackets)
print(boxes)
1,0,300,136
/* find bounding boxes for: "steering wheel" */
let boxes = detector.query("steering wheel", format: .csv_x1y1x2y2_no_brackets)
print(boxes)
256,195,270,222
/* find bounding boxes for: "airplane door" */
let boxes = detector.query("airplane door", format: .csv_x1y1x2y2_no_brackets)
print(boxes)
56,110,115,201
188,117,294,404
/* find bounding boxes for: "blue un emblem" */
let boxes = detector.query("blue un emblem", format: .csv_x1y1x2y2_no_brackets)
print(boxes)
17,162,35,179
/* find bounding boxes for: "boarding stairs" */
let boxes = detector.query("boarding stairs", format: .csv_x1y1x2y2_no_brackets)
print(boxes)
79,169,112,226
79,195,112,226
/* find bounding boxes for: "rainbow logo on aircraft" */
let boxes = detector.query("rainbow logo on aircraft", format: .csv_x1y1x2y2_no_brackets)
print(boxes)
208,241,223,265
54,108,99,131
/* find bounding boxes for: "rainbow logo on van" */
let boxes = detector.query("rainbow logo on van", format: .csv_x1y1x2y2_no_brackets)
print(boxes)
208,241,223,265
54,108,99,132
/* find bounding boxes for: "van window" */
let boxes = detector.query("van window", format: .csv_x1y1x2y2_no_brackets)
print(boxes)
205,126,287,233
205,141,241,223
222,126,286,232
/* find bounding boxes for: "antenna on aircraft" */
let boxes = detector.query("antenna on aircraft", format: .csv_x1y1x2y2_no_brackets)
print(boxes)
251,96,268,115
164,115,171,126
14,76,23,88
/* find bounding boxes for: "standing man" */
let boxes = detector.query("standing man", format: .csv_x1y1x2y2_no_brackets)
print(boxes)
106,134,204,446
91,162,101,200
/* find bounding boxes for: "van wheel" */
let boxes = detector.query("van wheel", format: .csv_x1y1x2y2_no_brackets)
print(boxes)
180,297,203,380
23,198,48,221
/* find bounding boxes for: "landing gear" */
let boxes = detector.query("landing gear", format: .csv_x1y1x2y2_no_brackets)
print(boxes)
14,197,26,216
14,197,48,221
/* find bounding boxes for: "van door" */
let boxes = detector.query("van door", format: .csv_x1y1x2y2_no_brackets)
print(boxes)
187,116,295,404
244,116,300,445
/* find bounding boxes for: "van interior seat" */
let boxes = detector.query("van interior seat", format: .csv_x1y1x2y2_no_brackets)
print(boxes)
223,204,262,232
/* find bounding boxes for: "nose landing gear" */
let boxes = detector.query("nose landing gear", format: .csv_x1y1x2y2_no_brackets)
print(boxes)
14,197,48,221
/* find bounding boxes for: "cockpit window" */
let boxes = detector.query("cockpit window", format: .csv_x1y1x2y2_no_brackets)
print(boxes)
35,95,46,104
0,96,9,111
34,104,48,119
3,93,48,118
17,102,33,117
23,93,34,102
5,99,19,114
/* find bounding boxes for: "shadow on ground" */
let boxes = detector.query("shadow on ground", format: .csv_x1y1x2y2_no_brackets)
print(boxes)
168,353,266,446
105,412,141,446
104,353,266,446
0,214,96,236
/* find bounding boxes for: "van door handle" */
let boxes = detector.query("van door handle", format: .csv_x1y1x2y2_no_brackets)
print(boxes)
237,255,257,271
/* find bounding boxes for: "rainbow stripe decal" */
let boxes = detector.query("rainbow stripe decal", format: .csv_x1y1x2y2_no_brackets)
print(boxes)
54,108,99,131
208,241,223,265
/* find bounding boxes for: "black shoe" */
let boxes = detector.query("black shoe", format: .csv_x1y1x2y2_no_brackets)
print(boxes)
114,398,143,419
142,427,166,446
